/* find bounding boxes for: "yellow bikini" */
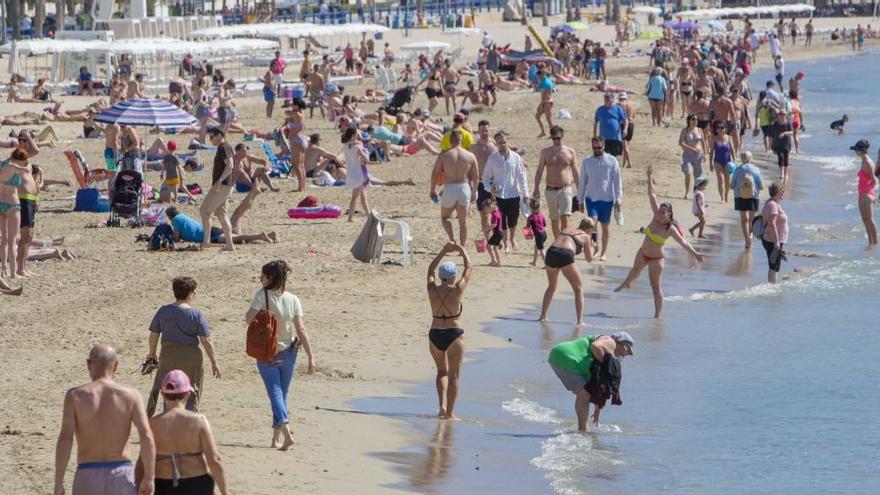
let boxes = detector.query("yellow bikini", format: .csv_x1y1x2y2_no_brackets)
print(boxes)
643,226,668,246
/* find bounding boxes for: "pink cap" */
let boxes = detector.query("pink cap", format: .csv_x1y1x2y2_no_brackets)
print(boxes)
160,369,194,394
796,71,805,78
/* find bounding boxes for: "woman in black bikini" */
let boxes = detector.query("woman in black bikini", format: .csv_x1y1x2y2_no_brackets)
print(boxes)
539,218,597,327
426,241,472,420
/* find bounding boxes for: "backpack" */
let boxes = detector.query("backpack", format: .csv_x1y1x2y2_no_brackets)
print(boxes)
751,215,765,239
148,224,175,252
246,289,278,362
739,171,755,199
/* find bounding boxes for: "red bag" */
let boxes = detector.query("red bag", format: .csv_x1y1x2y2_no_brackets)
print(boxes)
246,289,278,362
297,195,318,208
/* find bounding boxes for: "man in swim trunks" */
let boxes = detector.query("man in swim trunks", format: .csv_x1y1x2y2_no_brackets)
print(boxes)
54,344,155,495
305,65,326,119
577,136,623,261
729,87,751,156
548,332,633,432
469,120,498,234
533,125,579,238
442,59,462,115
431,130,479,247
104,122,120,171
478,62,498,106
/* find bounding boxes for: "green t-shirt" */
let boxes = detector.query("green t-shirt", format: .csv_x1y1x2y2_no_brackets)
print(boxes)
548,336,598,378
758,107,772,127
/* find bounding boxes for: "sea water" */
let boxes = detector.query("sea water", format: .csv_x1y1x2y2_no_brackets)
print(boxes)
355,51,880,494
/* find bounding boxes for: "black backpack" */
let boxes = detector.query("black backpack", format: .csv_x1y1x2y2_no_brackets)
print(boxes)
149,224,175,252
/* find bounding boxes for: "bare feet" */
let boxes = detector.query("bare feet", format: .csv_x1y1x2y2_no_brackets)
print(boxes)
614,282,630,292
219,245,235,252
443,414,461,421
599,255,607,261
576,320,586,327
538,316,549,322
2,287,23,296
54,237,65,246
438,407,447,418
267,231,278,243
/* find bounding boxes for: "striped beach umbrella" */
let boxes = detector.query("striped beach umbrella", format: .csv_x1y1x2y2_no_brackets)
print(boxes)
95,98,197,128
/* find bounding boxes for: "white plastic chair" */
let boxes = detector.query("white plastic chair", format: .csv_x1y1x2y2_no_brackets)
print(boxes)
373,210,413,267
374,67,389,89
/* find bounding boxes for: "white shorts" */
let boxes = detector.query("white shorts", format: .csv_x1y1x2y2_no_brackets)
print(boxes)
545,186,573,220
272,73,284,87
441,182,471,209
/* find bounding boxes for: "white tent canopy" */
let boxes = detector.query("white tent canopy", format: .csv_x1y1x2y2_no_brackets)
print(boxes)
191,22,389,40
401,41,451,51
631,6,661,15
678,4,815,20
0,38,278,56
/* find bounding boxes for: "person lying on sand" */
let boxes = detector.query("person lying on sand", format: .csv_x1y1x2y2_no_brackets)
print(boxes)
165,207,278,246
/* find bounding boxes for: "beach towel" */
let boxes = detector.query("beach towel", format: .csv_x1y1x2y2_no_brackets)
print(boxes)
350,211,383,263
146,342,204,417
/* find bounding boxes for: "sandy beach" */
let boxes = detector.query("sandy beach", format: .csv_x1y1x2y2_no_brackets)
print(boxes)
0,12,876,494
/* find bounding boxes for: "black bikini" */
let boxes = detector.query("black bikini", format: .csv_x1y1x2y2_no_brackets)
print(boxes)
429,286,464,352
545,233,584,269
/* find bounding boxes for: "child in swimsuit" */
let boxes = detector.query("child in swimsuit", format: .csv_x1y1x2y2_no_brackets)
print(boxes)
830,114,848,136
482,198,502,267
527,199,547,266
689,177,708,238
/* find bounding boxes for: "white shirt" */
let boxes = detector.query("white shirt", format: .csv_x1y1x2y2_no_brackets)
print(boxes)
250,289,304,351
482,33,493,49
577,152,622,205
482,150,528,200
770,37,781,57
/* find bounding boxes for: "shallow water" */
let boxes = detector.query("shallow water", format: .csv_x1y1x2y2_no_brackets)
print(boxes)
355,52,880,494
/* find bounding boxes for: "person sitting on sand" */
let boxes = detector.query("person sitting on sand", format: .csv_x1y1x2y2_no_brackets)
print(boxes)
547,332,633,433
144,277,221,417
245,260,316,450
426,242,472,420
304,133,345,179
230,143,279,234
538,218,597,326
54,344,156,495
165,207,277,246
31,77,57,103
458,80,486,107
615,167,704,319
138,370,228,495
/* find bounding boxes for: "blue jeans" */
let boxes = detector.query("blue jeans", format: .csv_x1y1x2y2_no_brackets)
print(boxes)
256,345,299,429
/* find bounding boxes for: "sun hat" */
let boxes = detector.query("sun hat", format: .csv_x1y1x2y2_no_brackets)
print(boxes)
610,331,635,354
438,261,458,280
694,176,710,188
618,92,628,100
850,139,870,153
161,369,194,394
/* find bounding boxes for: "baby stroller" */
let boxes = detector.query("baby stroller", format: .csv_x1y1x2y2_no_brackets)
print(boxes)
107,170,144,227
382,86,415,115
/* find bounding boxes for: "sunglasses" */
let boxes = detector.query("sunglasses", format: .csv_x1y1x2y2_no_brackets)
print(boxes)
551,136,562,140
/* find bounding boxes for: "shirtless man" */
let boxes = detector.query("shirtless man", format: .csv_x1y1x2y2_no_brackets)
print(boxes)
430,130,479,247
618,93,636,169
230,143,278,234
216,80,236,135
127,74,145,99
692,89,712,150
478,63,498,106
533,126,579,238
469,120,499,234
304,133,344,178
459,80,485,107
54,344,155,495
305,66,326,119
729,86,751,156
442,60,461,115
694,69,715,98
709,87,737,143
101,123,120,171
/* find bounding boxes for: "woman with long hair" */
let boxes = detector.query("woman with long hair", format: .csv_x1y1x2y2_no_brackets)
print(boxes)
678,114,705,199
285,98,309,192
615,167,704,319
852,139,877,246
709,122,733,203
538,218,598,326
342,127,371,222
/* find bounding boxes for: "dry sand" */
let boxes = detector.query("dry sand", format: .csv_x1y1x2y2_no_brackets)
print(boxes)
0,13,873,494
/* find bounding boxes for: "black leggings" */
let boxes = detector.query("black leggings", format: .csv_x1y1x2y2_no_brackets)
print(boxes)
496,197,520,230
155,474,215,495
775,149,790,168
762,239,785,272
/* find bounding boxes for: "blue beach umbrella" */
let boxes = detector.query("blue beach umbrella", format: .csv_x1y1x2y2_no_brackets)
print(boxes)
95,98,197,128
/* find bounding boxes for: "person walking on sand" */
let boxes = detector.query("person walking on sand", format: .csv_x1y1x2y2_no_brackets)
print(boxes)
535,69,556,137
577,137,622,261
548,332,633,433
145,277,222,417
851,139,877,246
679,115,706,199
54,344,156,495
731,151,764,249
199,127,235,251
538,218,597,326
343,127,371,222
246,260,316,450
615,167,704,319
619,93,636,169
470,120,498,234
593,92,628,158
532,125,579,239
426,242,473,420
140,370,228,495
482,130,529,253
430,130,479,247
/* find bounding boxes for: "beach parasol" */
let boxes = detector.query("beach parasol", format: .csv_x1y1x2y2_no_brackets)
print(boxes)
663,21,700,31
551,21,590,36
95,98,197,128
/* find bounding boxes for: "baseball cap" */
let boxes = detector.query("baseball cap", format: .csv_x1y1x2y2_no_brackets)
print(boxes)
603,92,614,99
453,112,467,123
850,139,870,153
618,92,628,100
166,140,177,152
438,261,457,280
610,331,635,354
694,176,710,188
161,369,194,394
359,130,371,141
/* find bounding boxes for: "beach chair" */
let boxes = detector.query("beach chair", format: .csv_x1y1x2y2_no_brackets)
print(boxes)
373,210,413,267
64,150,113,189
257,139,291,177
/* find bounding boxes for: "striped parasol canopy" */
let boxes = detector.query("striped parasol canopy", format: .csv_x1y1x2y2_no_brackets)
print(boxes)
95,98,197,128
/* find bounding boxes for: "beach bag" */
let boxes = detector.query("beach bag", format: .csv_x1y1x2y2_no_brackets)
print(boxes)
148,224,175,252
246,289,278,362
739,172,755,199
751,215,765,239
297,195,318,208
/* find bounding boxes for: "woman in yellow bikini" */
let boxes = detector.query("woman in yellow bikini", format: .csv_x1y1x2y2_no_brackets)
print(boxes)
615,167,704,319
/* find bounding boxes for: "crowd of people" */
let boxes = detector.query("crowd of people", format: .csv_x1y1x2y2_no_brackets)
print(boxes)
0,10,873,492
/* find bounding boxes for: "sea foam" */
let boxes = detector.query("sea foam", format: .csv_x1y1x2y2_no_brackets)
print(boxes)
502,398,562,425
